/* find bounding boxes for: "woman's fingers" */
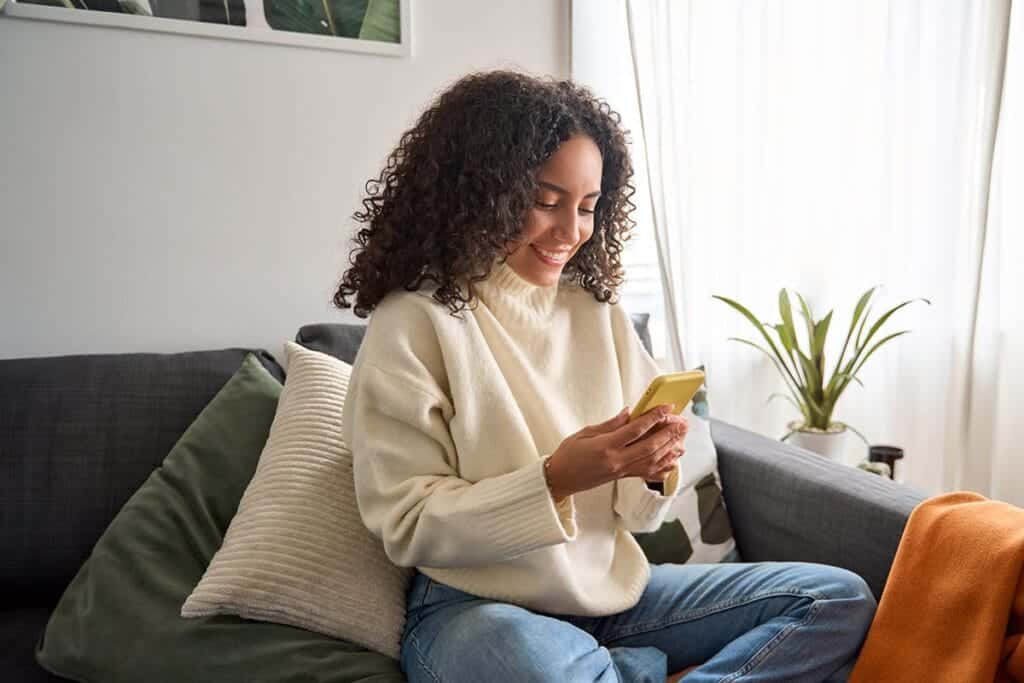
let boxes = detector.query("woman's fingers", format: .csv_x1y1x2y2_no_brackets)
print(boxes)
647,458,680,481
613,405,671,446
654,445,684,474
620,415,689,467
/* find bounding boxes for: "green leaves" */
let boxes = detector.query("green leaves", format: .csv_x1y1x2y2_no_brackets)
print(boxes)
714,287,930,433
713,295,802,395
358,0,400,42
778,290,799,354
262,0,399,41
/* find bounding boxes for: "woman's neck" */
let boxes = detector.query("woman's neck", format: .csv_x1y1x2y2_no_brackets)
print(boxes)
471,257,563,326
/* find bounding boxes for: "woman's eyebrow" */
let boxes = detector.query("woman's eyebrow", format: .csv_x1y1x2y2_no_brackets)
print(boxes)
538,180,601,198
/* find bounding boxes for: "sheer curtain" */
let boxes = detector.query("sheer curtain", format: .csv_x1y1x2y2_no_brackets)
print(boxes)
954,1,1022,505
572,0,1022,502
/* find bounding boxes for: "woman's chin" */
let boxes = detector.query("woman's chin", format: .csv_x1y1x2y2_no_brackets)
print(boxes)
520,266,563,287
505,253,565,287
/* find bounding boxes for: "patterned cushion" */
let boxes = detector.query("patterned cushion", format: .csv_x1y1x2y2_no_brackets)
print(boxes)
633,364,741,564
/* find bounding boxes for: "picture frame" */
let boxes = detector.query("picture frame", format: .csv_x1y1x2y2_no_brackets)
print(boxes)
0,0,411,56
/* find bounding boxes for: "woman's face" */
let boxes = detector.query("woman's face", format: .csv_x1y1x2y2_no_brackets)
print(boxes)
503,133,603,287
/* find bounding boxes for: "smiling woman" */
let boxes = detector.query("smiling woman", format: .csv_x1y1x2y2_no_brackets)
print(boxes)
333,69,877,683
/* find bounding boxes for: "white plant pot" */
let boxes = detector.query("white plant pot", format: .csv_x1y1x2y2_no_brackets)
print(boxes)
785,420,848,462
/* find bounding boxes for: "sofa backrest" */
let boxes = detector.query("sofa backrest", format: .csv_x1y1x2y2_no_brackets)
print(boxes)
2,311,653,608
295,323,367,364
0,349,284,607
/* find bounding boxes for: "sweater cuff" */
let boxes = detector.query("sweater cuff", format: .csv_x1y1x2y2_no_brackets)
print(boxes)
615,461,681,533
553,493,578,538
661,465,681,497
636,464,681,511
472,458,579,556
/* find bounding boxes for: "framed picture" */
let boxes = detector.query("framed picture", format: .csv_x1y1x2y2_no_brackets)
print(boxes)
0,0,411,56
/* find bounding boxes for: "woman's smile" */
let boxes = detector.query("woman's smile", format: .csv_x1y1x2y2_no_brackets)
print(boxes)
531,244,573,266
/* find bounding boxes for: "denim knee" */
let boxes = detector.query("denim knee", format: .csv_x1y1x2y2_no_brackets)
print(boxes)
815,565,878,635
464,606,615,681
403,600,618,683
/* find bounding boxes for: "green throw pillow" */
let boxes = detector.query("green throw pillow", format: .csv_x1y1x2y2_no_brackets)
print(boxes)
35,353,404,683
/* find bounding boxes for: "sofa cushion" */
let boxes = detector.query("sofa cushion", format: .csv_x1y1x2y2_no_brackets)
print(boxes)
35,354,404,683
0,348,285,607
182,342,412,660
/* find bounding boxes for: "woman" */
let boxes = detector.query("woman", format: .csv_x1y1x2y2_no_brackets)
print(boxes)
335,70,876,683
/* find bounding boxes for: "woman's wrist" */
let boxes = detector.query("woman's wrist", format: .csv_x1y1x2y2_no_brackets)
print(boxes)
543,454,570,503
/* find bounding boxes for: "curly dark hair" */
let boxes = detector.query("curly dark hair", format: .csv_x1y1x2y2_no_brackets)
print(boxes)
332,69,639,318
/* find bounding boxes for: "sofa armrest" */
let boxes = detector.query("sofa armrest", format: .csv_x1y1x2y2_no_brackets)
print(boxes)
710,417,926,599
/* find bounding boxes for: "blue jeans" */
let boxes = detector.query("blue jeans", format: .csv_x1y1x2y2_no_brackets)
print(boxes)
400,561,877,682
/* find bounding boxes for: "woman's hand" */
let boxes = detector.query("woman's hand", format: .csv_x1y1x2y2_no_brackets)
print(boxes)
546,405,688,500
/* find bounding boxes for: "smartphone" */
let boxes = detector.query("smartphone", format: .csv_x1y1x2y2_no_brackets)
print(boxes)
628,370,706,422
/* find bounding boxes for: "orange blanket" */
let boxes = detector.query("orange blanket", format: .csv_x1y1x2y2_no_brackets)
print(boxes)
849,491,1024,683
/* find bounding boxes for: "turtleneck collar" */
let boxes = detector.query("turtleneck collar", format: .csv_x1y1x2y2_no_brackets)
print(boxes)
471,257,562,326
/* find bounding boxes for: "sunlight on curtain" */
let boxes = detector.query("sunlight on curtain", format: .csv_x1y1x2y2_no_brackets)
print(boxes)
572,1,666,360
970,2,1022,505
572,0,1016,498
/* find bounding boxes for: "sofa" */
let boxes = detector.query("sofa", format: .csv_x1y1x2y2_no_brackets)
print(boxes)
1,318,927,682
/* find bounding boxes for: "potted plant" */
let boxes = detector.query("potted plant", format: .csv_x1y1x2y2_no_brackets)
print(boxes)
712,287,930,461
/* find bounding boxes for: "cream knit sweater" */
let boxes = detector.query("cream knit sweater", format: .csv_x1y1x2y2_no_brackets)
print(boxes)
341,258,685,616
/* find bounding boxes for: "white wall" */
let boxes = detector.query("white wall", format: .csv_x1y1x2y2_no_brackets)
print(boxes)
0,1,570,364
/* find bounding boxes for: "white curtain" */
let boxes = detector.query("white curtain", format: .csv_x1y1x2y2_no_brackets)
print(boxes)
951,1,1022,505
572,0,1022,502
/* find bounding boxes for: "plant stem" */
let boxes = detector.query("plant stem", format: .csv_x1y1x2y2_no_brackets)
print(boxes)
320,0,337,34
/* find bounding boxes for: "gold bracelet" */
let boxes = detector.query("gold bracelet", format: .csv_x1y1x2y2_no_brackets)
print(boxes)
543,455,563,503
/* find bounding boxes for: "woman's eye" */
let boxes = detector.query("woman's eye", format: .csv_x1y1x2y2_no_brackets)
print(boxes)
535,201,596,215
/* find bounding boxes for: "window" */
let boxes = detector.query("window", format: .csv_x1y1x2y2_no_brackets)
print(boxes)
573,0,668,366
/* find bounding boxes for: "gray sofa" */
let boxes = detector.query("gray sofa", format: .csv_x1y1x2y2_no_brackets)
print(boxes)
1,319,926,682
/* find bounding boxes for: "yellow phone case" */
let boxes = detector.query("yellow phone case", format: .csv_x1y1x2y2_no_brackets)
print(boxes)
629,370,706,422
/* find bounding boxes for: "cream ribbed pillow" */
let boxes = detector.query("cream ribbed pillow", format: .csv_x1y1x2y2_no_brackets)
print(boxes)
181,341,412,659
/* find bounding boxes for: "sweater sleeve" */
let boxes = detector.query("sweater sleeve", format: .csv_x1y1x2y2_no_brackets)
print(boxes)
343,361,578,569
614,461,682,533
609,301,683,533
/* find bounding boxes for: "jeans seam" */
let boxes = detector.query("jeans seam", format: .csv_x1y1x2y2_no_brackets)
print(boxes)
719,595,825,683
421,577,435,608
407,629,444,683
602,589,825,643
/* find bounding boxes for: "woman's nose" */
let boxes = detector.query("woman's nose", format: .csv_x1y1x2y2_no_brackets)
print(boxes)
553,207,583,244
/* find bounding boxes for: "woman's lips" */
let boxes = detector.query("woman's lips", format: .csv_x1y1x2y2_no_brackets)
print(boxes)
531,244,571,266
